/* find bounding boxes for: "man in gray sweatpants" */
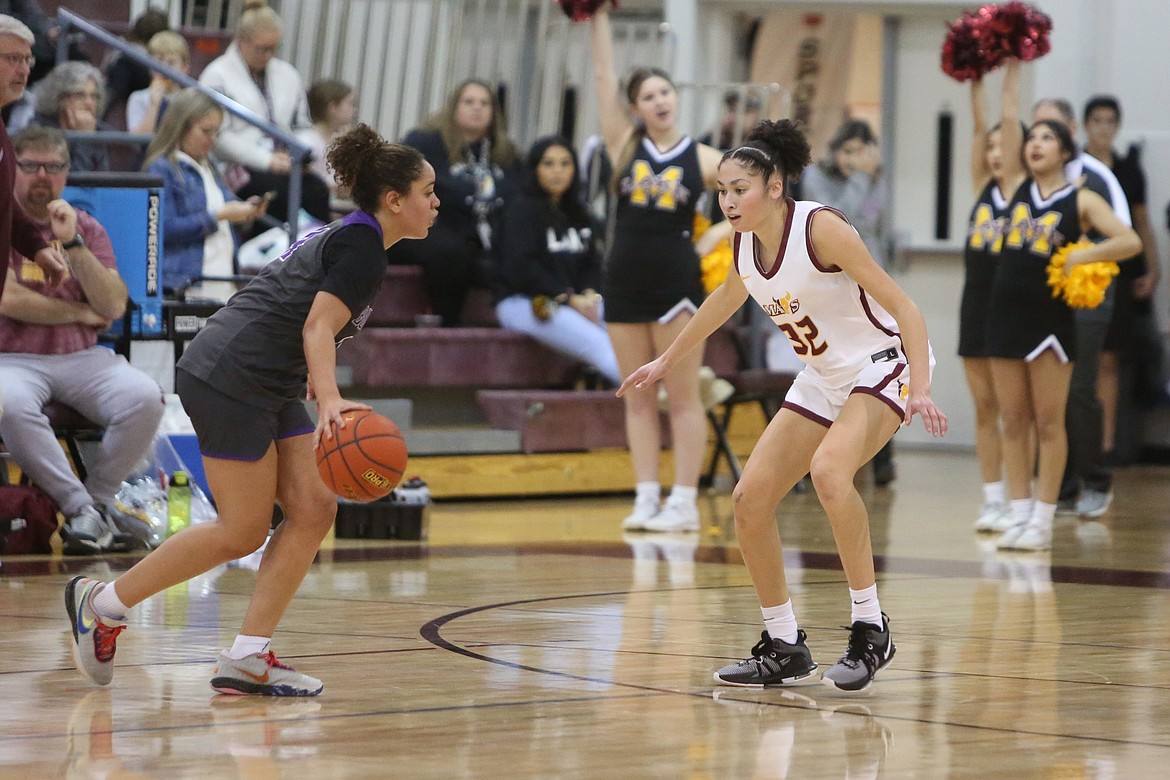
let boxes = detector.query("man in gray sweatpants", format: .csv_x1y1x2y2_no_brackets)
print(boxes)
0,127,163,554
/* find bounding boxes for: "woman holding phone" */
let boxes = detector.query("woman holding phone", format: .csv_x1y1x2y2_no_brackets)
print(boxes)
145,88,270,301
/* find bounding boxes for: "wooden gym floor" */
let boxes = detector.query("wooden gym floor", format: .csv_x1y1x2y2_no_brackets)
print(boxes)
3,448,1170,778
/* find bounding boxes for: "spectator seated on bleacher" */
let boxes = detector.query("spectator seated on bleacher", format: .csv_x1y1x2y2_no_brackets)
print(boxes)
197,0,331,227
29,61,112,172
0,126,164,555
126,30,189,136
296,78,355,211
100,6,169,124
144,88,269,302
493,135,619,386
387,78,523,326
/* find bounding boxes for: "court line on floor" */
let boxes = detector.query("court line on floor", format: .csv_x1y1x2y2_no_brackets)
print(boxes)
419,590,1170,749
7,541,1170,590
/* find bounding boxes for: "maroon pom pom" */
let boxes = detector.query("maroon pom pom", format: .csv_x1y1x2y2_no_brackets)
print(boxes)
941,12,988,82
984,1,1053,63
940,2,1052,82
556,0,616,22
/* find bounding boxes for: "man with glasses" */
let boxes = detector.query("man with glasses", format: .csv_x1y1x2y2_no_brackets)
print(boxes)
0,126,164,554
0,14,65,305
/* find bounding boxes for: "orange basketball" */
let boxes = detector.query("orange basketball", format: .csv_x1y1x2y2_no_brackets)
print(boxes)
315,410,408,502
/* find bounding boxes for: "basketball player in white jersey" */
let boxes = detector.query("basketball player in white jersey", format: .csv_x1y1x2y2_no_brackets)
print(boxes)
618,119,947,693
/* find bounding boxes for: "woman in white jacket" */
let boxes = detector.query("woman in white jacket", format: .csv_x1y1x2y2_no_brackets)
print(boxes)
197,0,331,224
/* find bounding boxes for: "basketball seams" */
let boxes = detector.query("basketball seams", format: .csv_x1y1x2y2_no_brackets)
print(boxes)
336,441,378,501
315,409,407,502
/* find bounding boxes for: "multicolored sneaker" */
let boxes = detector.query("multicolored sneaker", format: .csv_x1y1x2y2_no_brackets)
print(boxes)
64,577,127,686
210,650,324,697
713,630,818,687
822,614,896,693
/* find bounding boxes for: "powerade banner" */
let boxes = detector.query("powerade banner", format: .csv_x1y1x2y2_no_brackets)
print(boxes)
63,173,165,337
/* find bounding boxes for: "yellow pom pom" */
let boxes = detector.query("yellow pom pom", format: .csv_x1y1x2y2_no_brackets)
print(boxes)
693,211,712,240
1045,240,1119,309
694,211,733,292
701,242,733,293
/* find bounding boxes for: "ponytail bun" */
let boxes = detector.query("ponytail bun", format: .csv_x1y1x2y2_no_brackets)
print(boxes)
325,124,426,212
326,124,383,194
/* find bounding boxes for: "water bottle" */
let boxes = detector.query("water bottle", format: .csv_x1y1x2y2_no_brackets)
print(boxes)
167,471,191,536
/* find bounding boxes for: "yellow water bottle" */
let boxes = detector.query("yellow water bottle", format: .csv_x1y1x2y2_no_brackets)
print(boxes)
167,471,191,536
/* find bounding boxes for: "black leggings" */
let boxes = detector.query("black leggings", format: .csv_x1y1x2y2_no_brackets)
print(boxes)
238,167,332,225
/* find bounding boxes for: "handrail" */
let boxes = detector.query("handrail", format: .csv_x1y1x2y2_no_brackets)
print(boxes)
54,7,307,239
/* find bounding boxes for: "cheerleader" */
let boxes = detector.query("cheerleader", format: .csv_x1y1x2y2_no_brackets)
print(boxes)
988,119,1140,551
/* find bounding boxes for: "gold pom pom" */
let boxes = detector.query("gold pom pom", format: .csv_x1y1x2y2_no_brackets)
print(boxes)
693,211,733,292
701,244,733,293
1045,240,1119,309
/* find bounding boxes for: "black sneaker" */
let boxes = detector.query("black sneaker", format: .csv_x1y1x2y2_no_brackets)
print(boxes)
821,613,896,693
713,630,818,688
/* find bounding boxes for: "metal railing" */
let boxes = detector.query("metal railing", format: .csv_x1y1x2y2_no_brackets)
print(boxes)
54,8,309,239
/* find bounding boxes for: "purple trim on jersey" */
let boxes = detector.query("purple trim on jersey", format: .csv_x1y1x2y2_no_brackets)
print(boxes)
858,288,899,338
754,198,798,279
781,400,832,428
343,209,384,243
805,206,847,273
732,231,743,275
852,362,907,419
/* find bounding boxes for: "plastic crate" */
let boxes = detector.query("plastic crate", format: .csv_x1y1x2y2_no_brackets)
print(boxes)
334,498,427,540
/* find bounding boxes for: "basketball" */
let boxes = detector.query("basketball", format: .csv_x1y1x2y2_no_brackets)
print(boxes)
315,410,408,502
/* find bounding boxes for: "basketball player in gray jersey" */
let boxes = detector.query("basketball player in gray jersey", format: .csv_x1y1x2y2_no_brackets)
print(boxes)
64,126,440,697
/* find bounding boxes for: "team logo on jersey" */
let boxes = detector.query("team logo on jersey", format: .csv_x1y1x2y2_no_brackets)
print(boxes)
1004,203,1065,257
967,204,1008,254
897,379,909,400
762,291,799,317
623,161,691,211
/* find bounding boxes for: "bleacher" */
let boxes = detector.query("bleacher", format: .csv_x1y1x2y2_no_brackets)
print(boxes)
335,263,796,499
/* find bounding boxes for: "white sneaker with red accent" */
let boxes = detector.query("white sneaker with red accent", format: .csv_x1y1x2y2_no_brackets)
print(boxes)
210,650,324,697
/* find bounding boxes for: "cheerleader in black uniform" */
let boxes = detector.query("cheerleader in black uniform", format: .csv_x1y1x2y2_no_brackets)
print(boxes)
589,4,727,532
965,58,1025,534
989,120,1140,551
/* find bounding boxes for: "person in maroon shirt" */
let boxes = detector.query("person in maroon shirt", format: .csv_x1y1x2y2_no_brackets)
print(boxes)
0,14,66,303
0,126,164,555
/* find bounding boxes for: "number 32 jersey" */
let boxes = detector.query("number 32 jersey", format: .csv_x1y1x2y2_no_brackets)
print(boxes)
733,199,903,381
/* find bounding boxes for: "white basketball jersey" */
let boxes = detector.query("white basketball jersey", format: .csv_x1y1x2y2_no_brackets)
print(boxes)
735,200,902,379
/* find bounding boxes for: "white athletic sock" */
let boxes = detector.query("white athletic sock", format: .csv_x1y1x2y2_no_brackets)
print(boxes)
635,481,661,504
228,634,272,660
982,481,1006,506
668,484,698,506
761,600,799,644
1011,497,1034,525
849,584,882,627
1030,501,1056,530
91,582,128,622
